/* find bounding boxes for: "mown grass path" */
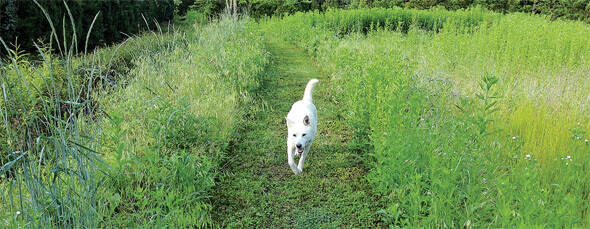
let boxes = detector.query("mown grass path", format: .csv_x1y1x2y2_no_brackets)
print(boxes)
212,36,384,227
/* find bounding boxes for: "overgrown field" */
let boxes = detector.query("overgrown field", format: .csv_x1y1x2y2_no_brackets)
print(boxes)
2,5,590,228
1,16,269,227
262,7,590,227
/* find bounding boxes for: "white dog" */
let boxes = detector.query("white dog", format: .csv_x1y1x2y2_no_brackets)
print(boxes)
286,79,319,174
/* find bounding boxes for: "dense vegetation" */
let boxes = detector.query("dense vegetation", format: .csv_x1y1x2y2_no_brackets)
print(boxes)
0,0,174,54
3,0,589,55
177,0,590,22
0,7,269,226
1,2,590,228
262,7,590,227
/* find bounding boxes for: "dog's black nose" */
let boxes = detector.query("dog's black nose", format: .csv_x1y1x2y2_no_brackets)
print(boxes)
296,143,302,148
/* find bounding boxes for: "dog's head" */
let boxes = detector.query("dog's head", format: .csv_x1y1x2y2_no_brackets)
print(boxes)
286,115,313,154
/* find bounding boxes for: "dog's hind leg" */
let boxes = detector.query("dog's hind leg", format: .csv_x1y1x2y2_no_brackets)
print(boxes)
287,144,301,174
297,144,312,172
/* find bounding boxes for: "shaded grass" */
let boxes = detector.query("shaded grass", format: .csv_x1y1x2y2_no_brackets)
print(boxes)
211,33,385,227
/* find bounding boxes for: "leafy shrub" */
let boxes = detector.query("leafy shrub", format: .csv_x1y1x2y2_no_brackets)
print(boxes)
183,10,209,25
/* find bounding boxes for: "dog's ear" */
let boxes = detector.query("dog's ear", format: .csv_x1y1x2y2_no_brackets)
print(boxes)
303,115,310,126
286,117,294,128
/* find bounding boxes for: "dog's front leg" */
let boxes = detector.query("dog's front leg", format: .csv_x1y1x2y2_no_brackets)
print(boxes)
297,144,312,172
287,144,301,174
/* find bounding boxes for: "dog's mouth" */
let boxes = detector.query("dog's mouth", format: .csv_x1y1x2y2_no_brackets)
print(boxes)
297,148,304,153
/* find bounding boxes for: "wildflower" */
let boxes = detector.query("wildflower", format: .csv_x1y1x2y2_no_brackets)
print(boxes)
585,139,588,143
16,211,20,215
561,157,564,160
526,154,531,159
512,136,517,140
566,162,569,166
566,155,571,159
577,122,581,125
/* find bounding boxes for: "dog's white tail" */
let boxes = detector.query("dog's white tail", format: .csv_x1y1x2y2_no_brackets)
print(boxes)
303,79,319,102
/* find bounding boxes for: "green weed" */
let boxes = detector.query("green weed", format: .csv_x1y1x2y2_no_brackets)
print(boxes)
95,16,270,227
1,3,269,227
263,7,590,227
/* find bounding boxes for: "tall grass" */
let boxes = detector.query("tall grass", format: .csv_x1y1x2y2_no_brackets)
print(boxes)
413,13,590,172
261,7,500,54
0,2,104,226
94,17,269,227
1,3,269,227
262,7,590,227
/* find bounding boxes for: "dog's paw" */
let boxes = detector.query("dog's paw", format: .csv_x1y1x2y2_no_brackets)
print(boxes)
291,168,302,174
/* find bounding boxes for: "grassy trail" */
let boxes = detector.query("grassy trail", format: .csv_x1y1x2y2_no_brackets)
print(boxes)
212,36,383,227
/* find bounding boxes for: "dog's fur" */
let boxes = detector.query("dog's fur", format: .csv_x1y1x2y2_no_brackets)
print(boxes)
285,79,319,174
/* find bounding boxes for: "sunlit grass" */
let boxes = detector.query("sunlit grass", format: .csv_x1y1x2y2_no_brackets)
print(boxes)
1,7,269,227
262,7,590,227
411,13,590,171
93,17,269,227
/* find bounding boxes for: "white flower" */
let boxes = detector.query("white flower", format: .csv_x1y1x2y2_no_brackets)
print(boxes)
585,139,588,143
16,211,20,215
566,155,571,159
525,154,531,159
577,122,581,125
561,157,564,160
566,162,569,166
512,136,517,140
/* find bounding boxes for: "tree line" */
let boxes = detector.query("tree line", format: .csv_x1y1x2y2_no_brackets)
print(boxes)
0,0,174,55
177,0,589,22
1,0,589,56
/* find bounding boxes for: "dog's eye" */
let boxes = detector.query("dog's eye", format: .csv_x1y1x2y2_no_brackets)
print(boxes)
302,134,306,137
292,134,296,137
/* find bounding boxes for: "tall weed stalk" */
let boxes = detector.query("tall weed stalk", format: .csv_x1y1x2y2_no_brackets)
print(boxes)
0,0,103,227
